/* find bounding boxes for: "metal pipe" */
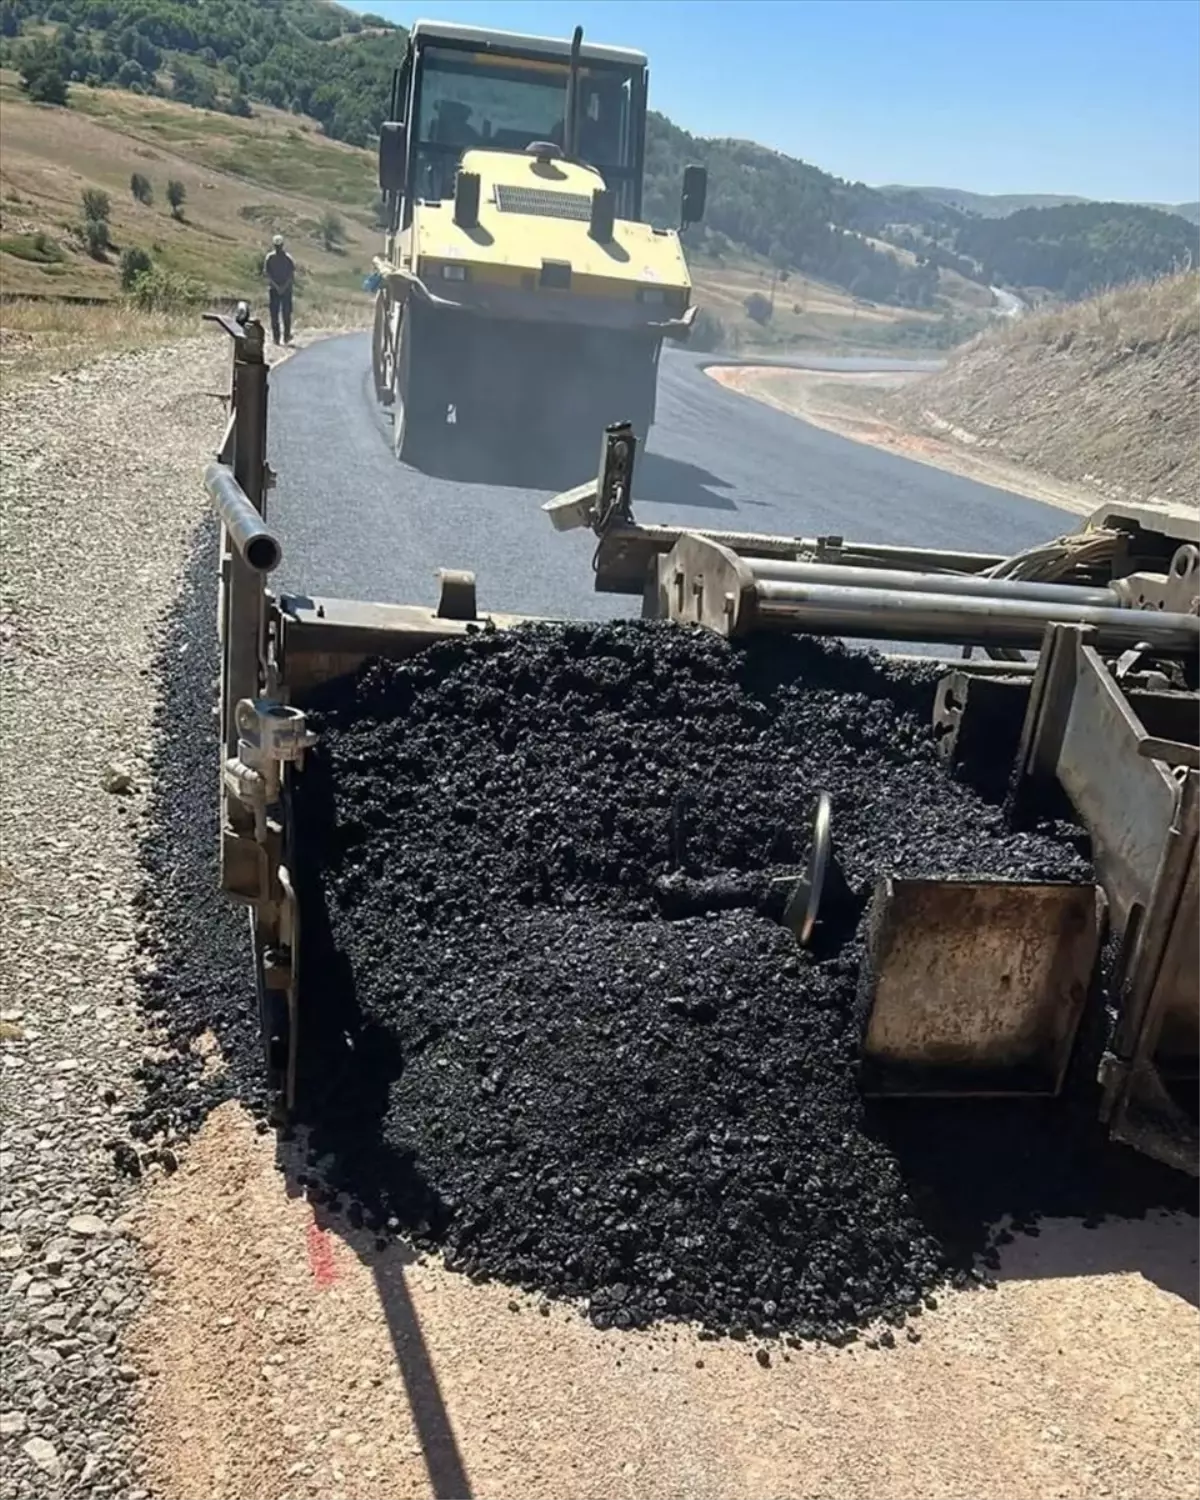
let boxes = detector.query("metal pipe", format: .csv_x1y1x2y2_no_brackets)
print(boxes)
749,557,1117,608
608,522,1006,573
753,580,1200,653
564,25,584,161
883,653,1039,676
205,462,282,574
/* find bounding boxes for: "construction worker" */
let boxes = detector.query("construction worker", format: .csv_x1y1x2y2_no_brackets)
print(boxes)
263,234,295,345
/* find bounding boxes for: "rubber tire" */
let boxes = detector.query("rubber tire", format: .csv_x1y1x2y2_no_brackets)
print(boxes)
393,306,447,471
371,290,394,405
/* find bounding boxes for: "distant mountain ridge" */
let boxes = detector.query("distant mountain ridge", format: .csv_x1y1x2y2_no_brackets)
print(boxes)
886,186,1200,226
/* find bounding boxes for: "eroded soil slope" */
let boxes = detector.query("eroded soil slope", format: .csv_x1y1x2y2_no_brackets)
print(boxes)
887,273,1199,508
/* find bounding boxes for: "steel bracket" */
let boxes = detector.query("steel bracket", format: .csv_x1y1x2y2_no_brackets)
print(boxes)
436,569,478,620
860,878,1105,1097
1015,625,1195,931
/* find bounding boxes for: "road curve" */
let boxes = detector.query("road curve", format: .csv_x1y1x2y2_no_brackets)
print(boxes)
990,285,1028,320
267,335,1071,621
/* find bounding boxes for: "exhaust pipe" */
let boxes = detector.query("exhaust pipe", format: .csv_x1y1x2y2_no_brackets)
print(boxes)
454,170,481,229
564,25,583,161
589,187,615,242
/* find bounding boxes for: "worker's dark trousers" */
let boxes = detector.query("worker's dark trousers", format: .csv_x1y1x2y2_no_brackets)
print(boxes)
268,286,293,343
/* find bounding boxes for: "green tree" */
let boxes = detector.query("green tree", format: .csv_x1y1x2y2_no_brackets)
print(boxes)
744,291,773,326
166,178,187,220
317,208,344,250
172,61,215,110
130,172,153,206
690,307,726,352
170,60,198,102
18,38,69,105
81,187,111,223
84,217,109,259
119,245,153,289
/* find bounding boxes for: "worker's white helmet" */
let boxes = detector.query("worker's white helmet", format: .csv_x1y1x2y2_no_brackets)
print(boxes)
272,234,284,247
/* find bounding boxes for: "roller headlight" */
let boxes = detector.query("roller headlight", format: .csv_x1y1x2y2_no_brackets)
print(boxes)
423,261,470,283
637,286,689,314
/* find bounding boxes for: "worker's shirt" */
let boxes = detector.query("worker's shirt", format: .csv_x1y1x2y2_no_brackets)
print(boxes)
263,250,295,292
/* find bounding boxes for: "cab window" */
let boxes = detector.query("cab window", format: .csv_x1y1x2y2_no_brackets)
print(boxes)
411,47,639,215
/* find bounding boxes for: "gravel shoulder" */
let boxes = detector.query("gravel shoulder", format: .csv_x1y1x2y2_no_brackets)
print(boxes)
0,336,230,1497
708,365,1102,519
130,1102,1199,1500
0,325,338,1496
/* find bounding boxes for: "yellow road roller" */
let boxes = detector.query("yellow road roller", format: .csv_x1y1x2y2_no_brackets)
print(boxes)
370,19,707,471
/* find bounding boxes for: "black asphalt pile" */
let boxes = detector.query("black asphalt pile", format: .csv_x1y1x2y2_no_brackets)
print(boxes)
289,621,1094,1340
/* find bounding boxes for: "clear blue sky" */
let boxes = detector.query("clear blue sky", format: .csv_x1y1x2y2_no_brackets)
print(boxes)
345,0,1200,203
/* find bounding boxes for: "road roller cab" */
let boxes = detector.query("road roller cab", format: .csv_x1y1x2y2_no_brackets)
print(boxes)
371,19,707,472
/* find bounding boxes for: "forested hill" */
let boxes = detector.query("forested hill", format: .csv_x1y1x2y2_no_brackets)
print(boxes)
3,0,1197,308
0,0,398,144
642,114,958,307
952,202,1199,303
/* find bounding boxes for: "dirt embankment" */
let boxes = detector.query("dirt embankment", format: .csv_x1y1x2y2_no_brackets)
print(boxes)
708,366,1103,516
713,273,1200,519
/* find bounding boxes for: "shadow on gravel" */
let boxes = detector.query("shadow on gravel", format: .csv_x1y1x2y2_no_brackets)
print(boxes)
276,1159,474,1500
988,1209,1200,1306
872,1094,1199,1307
281,831,474,1499
368,1244,475,1500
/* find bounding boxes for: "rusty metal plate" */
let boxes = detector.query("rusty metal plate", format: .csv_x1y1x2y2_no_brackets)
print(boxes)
275,595,543,703
860,877,1104,1097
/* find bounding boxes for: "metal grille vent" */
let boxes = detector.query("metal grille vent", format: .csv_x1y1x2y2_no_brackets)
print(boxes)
495,185,592,220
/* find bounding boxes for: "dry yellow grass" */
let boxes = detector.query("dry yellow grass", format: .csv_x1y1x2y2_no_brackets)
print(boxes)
988,269,1200,352
0,79,376,375
0,295,368,387
0,87,376,293
0,297,198,384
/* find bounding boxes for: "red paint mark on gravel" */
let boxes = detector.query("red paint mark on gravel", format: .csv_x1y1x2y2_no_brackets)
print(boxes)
307,1220,337,1288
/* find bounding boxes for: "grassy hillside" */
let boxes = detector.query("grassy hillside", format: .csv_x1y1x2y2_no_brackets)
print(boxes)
885,271,1200,506
685,246,989,355
0,76,376,310
0,0,401,144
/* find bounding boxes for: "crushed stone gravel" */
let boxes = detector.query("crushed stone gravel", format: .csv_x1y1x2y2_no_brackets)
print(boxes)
0,338,227,1499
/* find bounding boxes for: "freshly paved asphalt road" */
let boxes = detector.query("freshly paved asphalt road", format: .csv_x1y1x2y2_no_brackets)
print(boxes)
267,335,1073,622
